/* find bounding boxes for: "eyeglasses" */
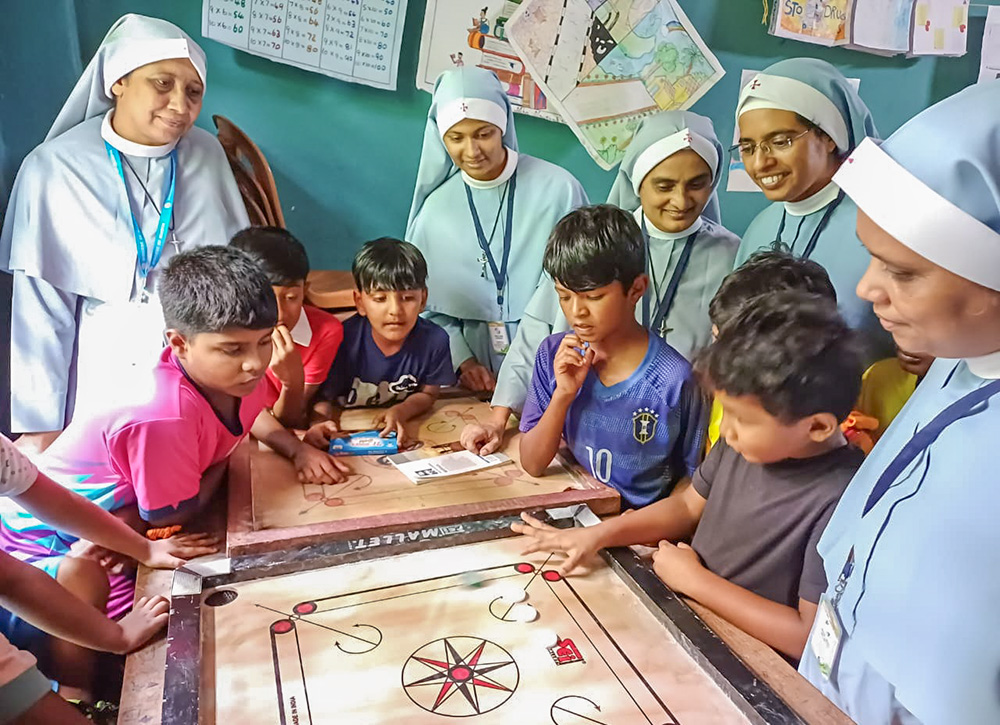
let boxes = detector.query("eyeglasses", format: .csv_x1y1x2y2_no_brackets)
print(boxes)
728,128,813,163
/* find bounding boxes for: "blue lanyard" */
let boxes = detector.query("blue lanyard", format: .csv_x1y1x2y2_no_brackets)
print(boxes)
833,374,1000,614
465,171,517,308
640,217,697,337
105,141,177,279
772,190,845,260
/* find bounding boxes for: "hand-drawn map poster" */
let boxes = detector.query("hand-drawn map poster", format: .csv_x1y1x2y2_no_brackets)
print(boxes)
417,0,564,122
504,0,724,169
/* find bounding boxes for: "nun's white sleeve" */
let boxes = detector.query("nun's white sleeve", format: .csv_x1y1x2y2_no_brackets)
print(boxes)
10,272,78,432
423,311,474,372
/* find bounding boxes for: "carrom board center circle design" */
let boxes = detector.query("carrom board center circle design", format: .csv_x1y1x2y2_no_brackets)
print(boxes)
401,635,519,717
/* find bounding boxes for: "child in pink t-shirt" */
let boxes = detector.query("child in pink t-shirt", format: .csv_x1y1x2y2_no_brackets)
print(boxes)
1,248,348,696
231,227,344,427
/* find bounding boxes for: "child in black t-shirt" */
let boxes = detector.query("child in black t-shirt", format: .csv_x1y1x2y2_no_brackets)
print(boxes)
514,290,864,660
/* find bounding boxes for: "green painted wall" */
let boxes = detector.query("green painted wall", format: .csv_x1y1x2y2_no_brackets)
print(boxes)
62,0,985,270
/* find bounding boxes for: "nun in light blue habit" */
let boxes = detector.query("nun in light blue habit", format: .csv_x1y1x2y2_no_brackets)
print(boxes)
734,58,888,359
0,14,248,438
798,81,1000,725
405,67,588,391
491,111,740,414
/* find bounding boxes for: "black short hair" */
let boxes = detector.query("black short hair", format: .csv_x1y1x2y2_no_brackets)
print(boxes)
159,246,278,336
229,226,310,286
710,250,836,331
696,291,862,423
543,204,644,292
353,238,428,292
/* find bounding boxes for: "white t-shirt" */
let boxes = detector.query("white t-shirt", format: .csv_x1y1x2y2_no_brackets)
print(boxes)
0,435,37,497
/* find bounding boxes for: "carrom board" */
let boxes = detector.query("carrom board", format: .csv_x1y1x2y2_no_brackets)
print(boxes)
227,398,620,555
164,508,808,724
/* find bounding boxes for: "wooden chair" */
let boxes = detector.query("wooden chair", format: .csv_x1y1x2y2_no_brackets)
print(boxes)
213,114,285,227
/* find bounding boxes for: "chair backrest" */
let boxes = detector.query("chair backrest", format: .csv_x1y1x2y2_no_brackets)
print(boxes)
213,114,285,227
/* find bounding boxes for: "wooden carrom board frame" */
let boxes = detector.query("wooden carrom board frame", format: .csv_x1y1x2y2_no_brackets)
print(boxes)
226,398,620,556
164,506,807,725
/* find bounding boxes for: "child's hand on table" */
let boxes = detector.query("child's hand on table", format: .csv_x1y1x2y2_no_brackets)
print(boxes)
302,420,340,450
651,541,706,596
553,334,595,396
373,405,408,446
142,533,220,569
293,441,351,484
511,512,603,576
460,422,504,456
115,595,170,654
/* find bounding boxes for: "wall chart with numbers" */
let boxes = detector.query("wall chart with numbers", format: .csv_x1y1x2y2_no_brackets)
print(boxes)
202,0,408,90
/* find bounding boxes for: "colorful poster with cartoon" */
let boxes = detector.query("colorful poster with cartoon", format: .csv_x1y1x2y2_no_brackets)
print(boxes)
768,0,853,46
417,0,564,122
504,0,724,169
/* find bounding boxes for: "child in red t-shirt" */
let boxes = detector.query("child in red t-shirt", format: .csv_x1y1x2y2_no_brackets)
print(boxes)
232,227,344,427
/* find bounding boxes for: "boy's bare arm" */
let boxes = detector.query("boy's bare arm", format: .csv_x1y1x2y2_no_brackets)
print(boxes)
652,544,818,659
373,387,440,444
518,390,574,477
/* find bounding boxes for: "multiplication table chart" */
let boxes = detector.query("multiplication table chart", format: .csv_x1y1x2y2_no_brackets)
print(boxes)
202,0,407,90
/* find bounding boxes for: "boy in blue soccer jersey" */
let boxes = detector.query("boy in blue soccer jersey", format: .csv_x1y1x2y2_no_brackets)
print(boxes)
516,290,864,660
518,205,705,509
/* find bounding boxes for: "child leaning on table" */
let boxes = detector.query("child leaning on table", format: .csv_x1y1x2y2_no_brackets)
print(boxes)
310,238,455,447
515,291,865,660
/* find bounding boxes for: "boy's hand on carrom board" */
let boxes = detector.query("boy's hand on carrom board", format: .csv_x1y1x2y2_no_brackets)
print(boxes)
143,533,221,570
293,442,351,484
511,512,602,576
302,420,340,450
373,406,408,446
460,422,503,456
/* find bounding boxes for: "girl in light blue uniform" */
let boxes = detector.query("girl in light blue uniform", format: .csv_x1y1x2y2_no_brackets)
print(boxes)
466,111,739,454
406,68,587,394
799,81,1000,725
734,58,887,359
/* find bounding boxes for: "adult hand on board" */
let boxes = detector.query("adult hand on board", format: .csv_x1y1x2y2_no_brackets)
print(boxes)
142,533,221,570
460,422,503,456
553,334,594,396
373,406,408,446
270,324,305,388
293,442,351,484
651,541,705,596
458,358,496,392
511,512,603,576
302,420,341,450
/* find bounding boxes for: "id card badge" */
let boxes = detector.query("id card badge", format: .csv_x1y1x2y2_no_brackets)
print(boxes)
488,322,510,354
809,594,844,681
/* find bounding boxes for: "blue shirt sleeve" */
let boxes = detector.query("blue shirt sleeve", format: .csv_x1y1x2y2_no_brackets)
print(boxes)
518,336,558,433
421,322,458,387
674,377,708,478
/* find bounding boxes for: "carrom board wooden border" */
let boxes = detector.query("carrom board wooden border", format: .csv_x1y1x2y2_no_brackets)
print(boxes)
163,506,806,725
225,437,621,557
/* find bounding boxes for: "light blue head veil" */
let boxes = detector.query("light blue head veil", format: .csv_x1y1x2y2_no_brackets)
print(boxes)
737,58,879,153
835,80,1000,291
606,110,723,224
406,67,517,233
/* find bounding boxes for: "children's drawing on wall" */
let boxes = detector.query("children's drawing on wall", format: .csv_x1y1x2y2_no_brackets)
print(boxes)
417,0,563,122
768,0,852,46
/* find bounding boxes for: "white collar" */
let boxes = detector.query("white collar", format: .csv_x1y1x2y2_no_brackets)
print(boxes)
290,309,313,346
965,349,1000,379
101,110,177,158
461,148,518,189
637,208,704,241
783,181,841,218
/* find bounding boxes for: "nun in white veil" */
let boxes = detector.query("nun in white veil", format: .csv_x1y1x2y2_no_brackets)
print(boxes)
1,14,249,452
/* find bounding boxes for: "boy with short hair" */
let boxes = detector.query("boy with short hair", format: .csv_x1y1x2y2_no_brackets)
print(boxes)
515,291,864,659
231,227,344,427
312,239,455,443
1,247,346,696
518,205,705,509
705,250,837,451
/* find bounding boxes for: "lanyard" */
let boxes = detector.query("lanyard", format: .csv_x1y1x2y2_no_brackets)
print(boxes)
772,190,845,260
641,218,697,337
465,171,517,307
105,141,177,279
833,374,1000,612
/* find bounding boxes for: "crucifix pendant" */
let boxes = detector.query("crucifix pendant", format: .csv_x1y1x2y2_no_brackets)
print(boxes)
169,236,182,255
658,320,673,339
478,252,489,279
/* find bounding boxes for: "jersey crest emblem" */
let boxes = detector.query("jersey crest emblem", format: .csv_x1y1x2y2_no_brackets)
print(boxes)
632,407,659,444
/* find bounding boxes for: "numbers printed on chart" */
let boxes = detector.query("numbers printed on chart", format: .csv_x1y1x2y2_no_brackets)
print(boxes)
585,446,612,484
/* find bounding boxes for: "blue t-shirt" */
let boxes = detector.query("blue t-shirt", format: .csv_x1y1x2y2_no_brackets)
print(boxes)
520,332,705,508
321,315,456,407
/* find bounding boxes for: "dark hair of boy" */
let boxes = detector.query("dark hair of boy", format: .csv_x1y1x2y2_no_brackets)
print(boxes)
352,238,428,293
229,226,310,286
709,250,836,331
160,246,278,335
696,291,862,424
542,204,645,292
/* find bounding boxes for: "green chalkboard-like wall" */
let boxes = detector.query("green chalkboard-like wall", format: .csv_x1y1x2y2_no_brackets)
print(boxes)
11,1,993,270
